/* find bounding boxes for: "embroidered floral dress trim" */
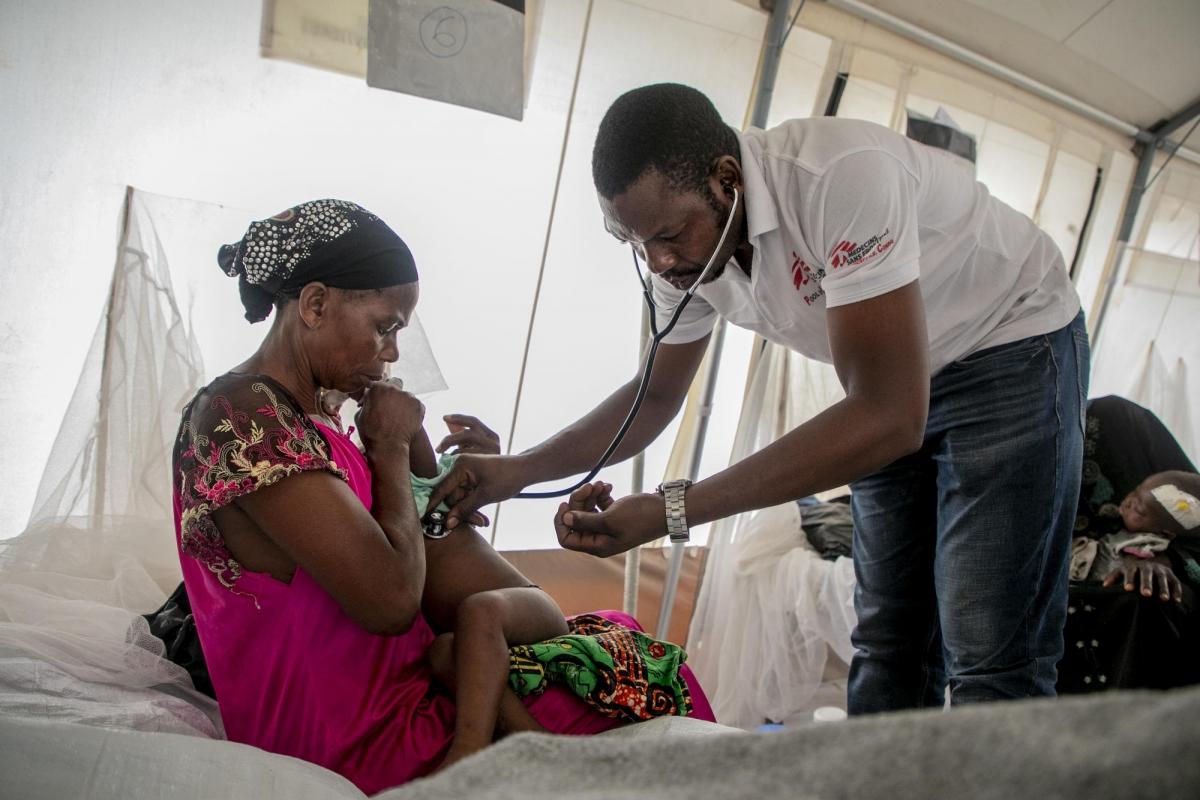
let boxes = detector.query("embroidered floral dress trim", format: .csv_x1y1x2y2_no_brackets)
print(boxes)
175,376,346,592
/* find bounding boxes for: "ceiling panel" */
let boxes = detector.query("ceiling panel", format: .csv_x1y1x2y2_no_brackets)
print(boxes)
762,0,1200,131
962,0,1113,43
1063,0,1200,113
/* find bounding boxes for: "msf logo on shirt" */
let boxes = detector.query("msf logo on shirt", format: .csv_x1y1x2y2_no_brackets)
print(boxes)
790,252,827,306
828,229,895,270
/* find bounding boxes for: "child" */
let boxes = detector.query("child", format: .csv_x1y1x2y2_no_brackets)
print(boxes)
1073,470,1200,601
375,409,693,769
324,386,577,766
409,418,582,768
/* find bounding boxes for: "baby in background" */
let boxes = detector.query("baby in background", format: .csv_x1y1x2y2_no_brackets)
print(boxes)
1072,470,1200,601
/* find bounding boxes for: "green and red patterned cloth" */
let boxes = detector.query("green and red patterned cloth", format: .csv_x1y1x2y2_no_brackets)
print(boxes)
508,613,693,721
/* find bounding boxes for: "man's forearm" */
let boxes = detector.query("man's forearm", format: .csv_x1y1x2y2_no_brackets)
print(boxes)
517,378,680,484
687,393,924,526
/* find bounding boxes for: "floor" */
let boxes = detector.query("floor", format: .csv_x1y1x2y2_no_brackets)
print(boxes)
761,648,850,729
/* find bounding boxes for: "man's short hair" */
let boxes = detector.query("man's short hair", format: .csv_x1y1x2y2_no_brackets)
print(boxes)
592,83,740,199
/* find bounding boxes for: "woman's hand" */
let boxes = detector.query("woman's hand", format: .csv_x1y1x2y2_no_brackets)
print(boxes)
436,414,501,455
1102,554,1183,603
355,378,426,455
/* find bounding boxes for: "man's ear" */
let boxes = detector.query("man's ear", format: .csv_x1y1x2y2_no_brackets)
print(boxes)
297,282,329,329
710,155,743,199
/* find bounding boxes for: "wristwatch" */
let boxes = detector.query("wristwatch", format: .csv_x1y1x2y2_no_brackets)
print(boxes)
656,478,693,544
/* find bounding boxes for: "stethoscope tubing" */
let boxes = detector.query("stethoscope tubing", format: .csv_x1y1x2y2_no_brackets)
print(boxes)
514,189,740,499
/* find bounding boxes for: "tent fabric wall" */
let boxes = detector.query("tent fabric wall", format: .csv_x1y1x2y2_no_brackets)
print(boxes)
0,0,841,549
788,1,1135,155
7,0,1178,551
498,2,833,547
493,0,768,544
0,0,786,548
1073,149,1137,326
0,0,593,544
1091,158,1200,462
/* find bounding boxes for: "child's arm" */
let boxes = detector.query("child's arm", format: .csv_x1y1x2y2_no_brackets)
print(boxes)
409,426,439,479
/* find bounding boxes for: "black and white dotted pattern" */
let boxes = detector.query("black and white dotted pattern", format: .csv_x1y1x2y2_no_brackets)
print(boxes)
222,199,378,286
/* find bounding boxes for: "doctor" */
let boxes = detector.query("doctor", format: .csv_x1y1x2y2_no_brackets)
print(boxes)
429,83,1089,714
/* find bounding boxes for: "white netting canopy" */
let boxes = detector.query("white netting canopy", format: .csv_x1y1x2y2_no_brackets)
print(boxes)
686,343,858,729
0,191,221,737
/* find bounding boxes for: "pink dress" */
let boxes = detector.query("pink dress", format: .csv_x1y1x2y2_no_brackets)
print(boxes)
173,374,713,794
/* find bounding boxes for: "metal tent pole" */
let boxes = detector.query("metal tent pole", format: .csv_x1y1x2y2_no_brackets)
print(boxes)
655,0,800,641
624,306,651,617
1092,95,1200,341
93,186,135,522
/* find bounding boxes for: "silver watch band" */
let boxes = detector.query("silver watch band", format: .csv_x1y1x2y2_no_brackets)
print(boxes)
657,479,692,543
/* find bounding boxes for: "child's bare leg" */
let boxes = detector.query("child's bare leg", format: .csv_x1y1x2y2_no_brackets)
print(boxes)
438,596,505,768
430,632,546,740
421,524,568,768
439,588,566,768
428,633,456,688
497,690,548,736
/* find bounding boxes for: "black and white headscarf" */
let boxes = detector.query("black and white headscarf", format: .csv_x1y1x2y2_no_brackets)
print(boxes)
218,199,419,322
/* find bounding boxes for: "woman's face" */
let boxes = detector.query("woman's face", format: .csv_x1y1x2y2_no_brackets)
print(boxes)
311,283,419,394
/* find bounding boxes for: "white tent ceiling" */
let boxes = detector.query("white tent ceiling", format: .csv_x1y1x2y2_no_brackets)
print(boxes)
2,0,1195,544
737,0,1200,133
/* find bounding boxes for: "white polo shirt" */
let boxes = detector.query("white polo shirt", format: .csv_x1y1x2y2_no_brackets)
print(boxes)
652,118,1080,373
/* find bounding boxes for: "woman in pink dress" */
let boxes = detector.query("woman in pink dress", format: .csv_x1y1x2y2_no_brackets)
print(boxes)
172,200,712,794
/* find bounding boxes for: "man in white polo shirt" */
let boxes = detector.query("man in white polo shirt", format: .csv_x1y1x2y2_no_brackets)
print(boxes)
430,83,1089,712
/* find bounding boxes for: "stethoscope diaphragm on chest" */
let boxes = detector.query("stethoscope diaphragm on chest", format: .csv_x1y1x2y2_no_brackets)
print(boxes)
422,510,451,539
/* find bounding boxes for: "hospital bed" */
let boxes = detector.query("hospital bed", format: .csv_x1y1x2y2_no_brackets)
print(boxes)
2,667,1196,799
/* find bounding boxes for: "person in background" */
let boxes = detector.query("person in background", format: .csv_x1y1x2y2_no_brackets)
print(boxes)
1060,396,1200,693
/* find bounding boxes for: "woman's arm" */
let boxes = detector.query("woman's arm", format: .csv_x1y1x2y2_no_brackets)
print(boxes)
228,459,426,635
226,383,429,635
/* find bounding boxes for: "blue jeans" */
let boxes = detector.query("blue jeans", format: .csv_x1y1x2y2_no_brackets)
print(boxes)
847,312,1089,714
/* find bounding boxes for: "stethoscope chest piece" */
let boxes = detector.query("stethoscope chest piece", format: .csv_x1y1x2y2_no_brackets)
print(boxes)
422,510,451,539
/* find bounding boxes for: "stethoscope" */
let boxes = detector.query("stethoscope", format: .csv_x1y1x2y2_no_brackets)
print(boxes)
515,187,740,499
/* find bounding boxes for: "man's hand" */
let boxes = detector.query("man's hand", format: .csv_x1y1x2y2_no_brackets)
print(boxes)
1102,554,1183,602
554,483,666,558
436,414,501,455
425,453,530,530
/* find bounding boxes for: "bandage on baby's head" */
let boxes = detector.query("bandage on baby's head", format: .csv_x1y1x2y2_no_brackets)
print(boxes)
1150,484,1200,532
